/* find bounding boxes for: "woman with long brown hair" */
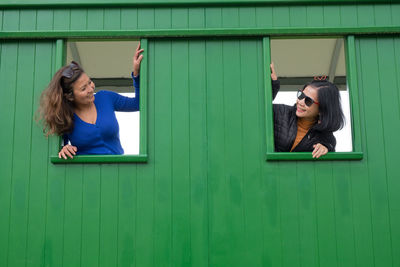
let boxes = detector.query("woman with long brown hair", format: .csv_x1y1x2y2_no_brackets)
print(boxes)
38,43,143,159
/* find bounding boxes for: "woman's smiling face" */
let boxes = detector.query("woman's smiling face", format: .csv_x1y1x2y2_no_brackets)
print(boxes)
72,72,95,108
296,85,319,120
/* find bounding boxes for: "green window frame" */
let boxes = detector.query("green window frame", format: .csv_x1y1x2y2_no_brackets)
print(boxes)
50,39,148,164
263,35,363,161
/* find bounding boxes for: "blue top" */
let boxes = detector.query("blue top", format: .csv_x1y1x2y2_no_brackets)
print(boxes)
63,74,140,155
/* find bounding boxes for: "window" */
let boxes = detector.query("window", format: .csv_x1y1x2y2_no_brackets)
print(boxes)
50,39,148,163
263,36,363,161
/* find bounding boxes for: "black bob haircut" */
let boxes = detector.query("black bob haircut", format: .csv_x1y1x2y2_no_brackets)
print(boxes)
302,80,345,132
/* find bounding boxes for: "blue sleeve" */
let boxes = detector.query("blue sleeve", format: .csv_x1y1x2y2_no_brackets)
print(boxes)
110,73,140,112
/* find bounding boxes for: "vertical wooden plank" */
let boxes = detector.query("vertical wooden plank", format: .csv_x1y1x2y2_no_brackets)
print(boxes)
188,40,208,267
373,4,392,27
80,165,101,267
2,10,19,31
36,10,54,31
332,162,356,267
171,40,191,267
138,8,155,29
222,39,247,265
289,6,307,27
350,38,374,267
240,39,264,266
255,6,273,28
238,7,256,28
25,42,53,267
53,9,70,31
98,166,119,267
390,36,400,267
323,6,341,27
62,165,83,267
153,40,173,267
314,163,338,267
135,40,155,267
19,10,36,31
7,42,36,267
221,7,239,28
391,4,400,25
306,6,323,27
104,8,121,30
0,42,18,267
357,5,375,27
0,11,3,31
205,7,222,28
279,163,301,267
154,8,171,29
87,9,104,30
261,37,282,267
340,5,358,27
358,37,393,267
121,8,138,30
44,40,66,267
205,39,229,266
272,7,289,27
70,9,87,31
139,38,148,156
188,7,205,28
117,165,137,267
171,8,188,29
376,37,400,267
296,163,319,267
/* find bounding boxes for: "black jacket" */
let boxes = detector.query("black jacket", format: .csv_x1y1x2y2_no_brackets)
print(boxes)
272,80,336,152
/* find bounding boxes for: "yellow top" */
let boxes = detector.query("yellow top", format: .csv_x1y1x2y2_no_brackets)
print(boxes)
290,118,316,152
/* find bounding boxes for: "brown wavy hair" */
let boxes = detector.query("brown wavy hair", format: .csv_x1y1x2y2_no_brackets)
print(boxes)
37,61,84,136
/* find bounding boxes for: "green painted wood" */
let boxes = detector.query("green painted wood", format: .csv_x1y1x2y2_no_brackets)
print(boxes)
187,40,209,267
7,42,36,267
391,37,400,267
104,8,121,30
139,38,148,157
134,40,155,267
87,9,104,30
25,42,52,267
279,162,301,267
350,38,375,267
1,0,392,9
171,40,191,266
121,8,138,30
1,5,400,267
240,39,264,266
36,9,53,31
62,165,83,267
2,5,400,40
296,162,319,267
314,162,338,267
332,161,356,267
0,42,18,267
356,37,393,267
80,165,101,267
117,164,137,267
153,40,173,267
98,165,119,267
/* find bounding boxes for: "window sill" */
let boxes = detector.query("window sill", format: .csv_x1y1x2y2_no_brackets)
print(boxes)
266,152,363,161
50,154,148,164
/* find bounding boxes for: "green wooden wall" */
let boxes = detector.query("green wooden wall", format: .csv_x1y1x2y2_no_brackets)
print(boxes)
1,4,400,36
1,3,400,267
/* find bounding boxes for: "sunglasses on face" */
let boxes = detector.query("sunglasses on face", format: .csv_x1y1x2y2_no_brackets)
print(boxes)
297,90,319,107
61,61,80,79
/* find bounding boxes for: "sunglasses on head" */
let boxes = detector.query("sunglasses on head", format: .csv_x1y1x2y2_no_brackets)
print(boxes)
297,90,319,107
61,61,80,79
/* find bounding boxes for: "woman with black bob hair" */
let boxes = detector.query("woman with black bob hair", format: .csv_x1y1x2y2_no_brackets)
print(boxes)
270,63,345,158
